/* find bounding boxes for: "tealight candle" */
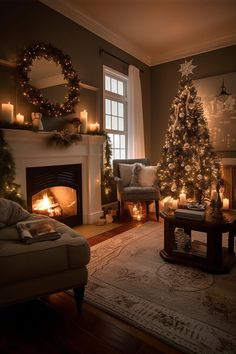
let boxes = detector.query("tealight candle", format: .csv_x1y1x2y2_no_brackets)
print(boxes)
1,102,14,123
89,122,100,132
16,113,24,125
222,198,229,210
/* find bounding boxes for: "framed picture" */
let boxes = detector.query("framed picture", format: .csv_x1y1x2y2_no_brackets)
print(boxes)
194,72,236,152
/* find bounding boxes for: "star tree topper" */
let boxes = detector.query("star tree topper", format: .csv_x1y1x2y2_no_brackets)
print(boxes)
179,59,197,77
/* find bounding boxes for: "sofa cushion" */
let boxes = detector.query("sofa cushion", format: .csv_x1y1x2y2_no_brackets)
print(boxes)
0,215,90,286
122,186,160,200
118,163,135,187
130,163,158,187
0,198,30,228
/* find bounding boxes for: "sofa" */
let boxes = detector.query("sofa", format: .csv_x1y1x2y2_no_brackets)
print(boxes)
0,198,90,311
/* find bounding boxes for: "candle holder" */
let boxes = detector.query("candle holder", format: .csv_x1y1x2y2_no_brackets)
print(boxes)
212,183,223,219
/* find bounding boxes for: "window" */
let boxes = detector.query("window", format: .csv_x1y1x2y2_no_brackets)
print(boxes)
103,66,128,161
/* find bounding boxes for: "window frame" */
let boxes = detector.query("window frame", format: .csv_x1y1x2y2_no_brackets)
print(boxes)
103,65,128,161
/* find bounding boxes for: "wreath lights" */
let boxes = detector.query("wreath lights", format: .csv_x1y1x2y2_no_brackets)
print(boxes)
16,42,80,117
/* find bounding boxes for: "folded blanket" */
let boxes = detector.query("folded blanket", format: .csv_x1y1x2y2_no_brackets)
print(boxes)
17,218,61,244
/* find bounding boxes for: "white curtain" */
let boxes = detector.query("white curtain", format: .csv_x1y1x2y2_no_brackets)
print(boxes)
127,65,145,159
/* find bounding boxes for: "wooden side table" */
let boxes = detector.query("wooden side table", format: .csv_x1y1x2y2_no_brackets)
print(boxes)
160,209,236,273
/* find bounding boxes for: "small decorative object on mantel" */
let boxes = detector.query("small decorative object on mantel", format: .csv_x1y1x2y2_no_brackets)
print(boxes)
47,129,82,147
31,112,43,130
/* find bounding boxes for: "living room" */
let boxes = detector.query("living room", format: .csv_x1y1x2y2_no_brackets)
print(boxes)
0,1,236,353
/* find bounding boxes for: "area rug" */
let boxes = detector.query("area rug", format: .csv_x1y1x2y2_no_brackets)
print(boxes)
83,221,236,354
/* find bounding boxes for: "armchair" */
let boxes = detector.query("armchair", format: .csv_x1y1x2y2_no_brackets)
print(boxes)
113,159,160,221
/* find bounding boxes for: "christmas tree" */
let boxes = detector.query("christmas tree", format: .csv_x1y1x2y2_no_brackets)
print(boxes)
157,59,222,202
0,130,26,206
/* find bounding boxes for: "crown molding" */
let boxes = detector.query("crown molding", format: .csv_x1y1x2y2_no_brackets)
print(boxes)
40,0,151,66
148,33,236,66
40,0,236,67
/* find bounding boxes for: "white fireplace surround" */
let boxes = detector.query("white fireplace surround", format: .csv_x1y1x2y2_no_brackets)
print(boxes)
3,129,105,224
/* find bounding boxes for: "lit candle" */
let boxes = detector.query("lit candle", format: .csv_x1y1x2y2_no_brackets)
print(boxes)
222,198,229,210
16,113,24,125
80,110,87,133
1,102,14,123
133,204,138,219
137,214,142,221
89,122,100,132
95,122,100,131
172,199,179,209
179,191,187,206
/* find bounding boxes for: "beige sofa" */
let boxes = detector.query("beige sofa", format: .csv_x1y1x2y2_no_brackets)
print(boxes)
0,213,90,311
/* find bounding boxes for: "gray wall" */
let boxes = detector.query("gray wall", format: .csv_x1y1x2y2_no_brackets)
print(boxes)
1,1,235,162
151,45,236,162
0,0,151,156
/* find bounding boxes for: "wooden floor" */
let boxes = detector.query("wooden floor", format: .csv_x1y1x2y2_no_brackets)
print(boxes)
0,215,184,354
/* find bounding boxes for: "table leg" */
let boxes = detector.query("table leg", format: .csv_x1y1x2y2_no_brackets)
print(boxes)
228,229,235,254
207,231,222,272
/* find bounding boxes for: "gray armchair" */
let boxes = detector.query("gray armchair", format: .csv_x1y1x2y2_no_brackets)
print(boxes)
113,159,160,221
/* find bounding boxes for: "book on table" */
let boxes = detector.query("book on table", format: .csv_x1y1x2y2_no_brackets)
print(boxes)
17,218,61,244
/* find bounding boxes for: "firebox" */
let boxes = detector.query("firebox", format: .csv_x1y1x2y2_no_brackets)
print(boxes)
26,164,82,227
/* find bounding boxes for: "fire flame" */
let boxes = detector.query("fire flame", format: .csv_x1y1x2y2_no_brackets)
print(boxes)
33,193,62,217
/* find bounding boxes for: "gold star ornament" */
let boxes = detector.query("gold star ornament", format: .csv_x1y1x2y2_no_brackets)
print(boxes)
179,59,197,77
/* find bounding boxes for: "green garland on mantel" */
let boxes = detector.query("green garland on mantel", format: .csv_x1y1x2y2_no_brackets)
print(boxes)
46,129,114,198
47,129,114,200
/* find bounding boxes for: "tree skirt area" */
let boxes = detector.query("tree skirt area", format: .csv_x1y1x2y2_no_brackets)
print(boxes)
76,222,236,353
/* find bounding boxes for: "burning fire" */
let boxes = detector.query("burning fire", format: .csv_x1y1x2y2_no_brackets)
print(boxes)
33,193,62,217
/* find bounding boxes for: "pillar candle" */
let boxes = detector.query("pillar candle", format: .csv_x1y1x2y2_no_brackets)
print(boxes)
172,199,179,209
80,110,87,133
222,198,229,210
179,192,187,206
16,113,24,125
1,102,14,123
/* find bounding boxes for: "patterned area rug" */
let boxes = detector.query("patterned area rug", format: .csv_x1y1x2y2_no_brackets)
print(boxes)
83,221,236,354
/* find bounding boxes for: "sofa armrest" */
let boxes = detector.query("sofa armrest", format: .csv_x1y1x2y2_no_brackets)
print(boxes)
114,177,124,193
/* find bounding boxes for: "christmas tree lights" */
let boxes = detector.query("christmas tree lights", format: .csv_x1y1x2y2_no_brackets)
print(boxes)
157,59,222,203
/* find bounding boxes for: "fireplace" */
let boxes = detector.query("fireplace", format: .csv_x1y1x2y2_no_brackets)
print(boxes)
3,129,105,224
26,164,82,227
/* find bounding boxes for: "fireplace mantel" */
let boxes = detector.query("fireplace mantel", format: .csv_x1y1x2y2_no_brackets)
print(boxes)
3,129,105,224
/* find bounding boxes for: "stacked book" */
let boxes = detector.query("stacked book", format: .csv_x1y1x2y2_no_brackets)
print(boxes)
17,218,61,244
174,208,205,221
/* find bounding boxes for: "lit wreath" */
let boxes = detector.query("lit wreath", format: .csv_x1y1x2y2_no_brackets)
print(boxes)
16,42,80,117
